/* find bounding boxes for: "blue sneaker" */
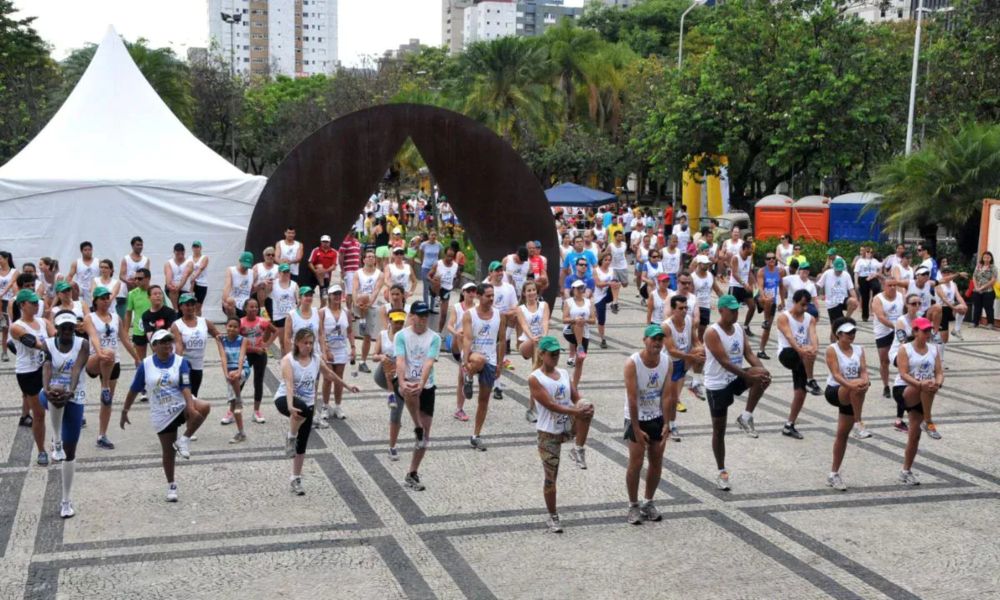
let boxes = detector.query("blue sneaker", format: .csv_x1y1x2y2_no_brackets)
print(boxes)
37,451,49,466
96,435,115,450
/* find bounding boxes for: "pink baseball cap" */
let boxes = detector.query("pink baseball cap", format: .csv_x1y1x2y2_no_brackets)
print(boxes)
912,317,933,331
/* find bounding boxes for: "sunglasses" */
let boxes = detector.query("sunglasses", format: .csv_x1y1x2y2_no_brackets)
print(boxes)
766,256,776,260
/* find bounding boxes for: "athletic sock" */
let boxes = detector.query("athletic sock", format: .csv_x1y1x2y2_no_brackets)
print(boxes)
48,405,64,444
829,471,838,478
741,410,753,421
668,421,675,429
575,445,584,452
61,460,75,503
179,434,190,445
785,421,794,427
693,373,703,385
629,501,639,508
954,319,963,332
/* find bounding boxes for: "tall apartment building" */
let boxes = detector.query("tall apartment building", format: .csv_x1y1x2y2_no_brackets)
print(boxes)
442,0,582,53
464,0,517,46
208,0,338,77
442,0,473,54
517,0,583,37
842,0,953,23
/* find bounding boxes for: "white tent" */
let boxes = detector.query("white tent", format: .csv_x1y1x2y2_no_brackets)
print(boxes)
0,27,265,320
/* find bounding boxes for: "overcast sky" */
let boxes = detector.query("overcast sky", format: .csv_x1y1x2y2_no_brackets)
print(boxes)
14,0,585,66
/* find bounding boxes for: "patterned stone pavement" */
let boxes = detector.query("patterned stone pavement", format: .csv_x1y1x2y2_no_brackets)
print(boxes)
1,290,999,599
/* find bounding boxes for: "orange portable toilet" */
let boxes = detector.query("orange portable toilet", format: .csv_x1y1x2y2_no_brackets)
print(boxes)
792,195,830,243
753,194,794,240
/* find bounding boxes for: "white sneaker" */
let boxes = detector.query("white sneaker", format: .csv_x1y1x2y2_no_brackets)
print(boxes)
332,405,346,420
320,406,330,421
172,436,191,459
52,441,66,462
852,422,872,439
165,483,178,502
59,500,76,518
951,328,963,340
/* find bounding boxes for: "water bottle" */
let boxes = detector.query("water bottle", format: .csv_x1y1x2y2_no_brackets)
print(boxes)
350,358,358,378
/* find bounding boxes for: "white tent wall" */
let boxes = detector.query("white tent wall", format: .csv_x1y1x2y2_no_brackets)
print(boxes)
1,186,254,321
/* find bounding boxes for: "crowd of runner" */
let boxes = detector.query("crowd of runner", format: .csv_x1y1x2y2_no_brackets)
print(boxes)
0,194,994,530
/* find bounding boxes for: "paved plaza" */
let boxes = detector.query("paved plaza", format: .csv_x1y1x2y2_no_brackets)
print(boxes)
1,290,999,599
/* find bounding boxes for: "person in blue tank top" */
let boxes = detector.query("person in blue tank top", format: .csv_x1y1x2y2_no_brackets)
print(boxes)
218,316,251,444
755,253,786,360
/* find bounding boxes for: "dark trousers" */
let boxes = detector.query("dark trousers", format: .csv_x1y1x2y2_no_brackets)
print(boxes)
971,290,996,326
857,278,881,321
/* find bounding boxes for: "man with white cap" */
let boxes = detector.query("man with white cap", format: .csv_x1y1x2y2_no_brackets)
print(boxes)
308,235,339,307
222,252,256,319
691,254,725,343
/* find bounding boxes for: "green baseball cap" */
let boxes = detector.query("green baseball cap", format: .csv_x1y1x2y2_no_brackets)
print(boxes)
798,261,811,270
55,281,72,293
239,251,254,267
698,242,710,251
718,294,740,310
192,240,203,247
278,263,291,272
489,260,503,272
178,293,197,304
92,286,111,299
643,324,665,338
827,247,837,256
15,289,39,303
537,336,563,353
298,285,314,296
833,257,847,271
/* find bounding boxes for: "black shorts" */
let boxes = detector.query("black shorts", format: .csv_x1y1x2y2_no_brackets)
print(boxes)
624,417,665,443
159,410,187,435
699,307,711,326
272,317,286,330
563,332,590,352
827,299,849,323
729,287,751,305
438,288,452,301
778,347,807,390
193,284,208,304
940,306,954,328
132,334,148,348
706,378,748,418
875,332,894,349
418,386,436,417
87,361,121,381
892,385,923,414
16,368,43,396
823,385,855,416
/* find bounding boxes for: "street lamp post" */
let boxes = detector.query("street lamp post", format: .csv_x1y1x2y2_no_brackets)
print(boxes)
904,0,925,157
220,10,242,164
677,0,707,69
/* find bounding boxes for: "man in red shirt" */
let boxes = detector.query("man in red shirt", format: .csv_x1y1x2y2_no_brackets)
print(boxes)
309,235,339,306
663,204,674,230
527,240,549,294
338,232,362,310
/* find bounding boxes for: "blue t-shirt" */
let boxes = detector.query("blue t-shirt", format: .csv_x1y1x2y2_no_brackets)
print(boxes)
221,335,250,374
129,354,192,393
564,274,596,294
420,241,442,270
562,250,598,277
602,212,613,228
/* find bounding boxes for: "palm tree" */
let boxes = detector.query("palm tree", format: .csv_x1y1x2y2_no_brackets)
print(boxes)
541,19,601,122
871,122,1000,256
583,42,636,134
457,36,558,147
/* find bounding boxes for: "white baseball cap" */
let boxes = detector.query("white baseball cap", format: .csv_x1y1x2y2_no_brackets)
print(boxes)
328,284,343,295
150,330,174,344
695,255,711,264
320,235,331,242
835,322,857,334
571,279,586,288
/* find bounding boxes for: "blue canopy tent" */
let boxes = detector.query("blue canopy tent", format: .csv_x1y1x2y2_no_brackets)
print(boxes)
545,182,617,208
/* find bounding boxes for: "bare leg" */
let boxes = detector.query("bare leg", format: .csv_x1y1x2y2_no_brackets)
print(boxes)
158,430,177,483
711,415,727,470
625,440,645,504
902,388,923,471
644,440,666,500
409,412,432,473
28,395,45,452
831,413,852,473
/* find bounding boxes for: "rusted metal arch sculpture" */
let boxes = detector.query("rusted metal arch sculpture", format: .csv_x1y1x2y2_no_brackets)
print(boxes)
245,104,560,305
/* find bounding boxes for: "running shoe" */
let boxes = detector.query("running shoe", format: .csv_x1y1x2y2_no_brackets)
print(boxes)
52,441,66,462
546,514,564,533
827,473,847,491
139,395,149,403
689,383,706,400
611,302,620,314
313,418,330,429
81,416,86,427
290,477,305,496
332,406,346,420
493,387,503,400
463,374,474,400
99,388,112,406
782,423,804,439
414,427,426,449
743,326,755,338
931,331,942,345
59,500,75,519
951,328,963,340
716,470,732,491
388,447,399,461
37,451,49,466
640,500,662,522
1,352,7,362
627,505,643,525
899,470,920,486
18,415,32,427
852,423,872,439
921,421,942,440
883,385,890,399
756,350,770,360
173,437,191,459
676,400,687,413
404,472,426,491
736,414,758,438
894,419,909,433
566,357,576,367
320,406,330,421
470,436,487,451
503,359,515,371
220,411,235,425
806,379,822,396
228,432,247,444
569,447,587,470
166,483,179,502
525,408,537,423
670,424,681,441
359,362,371,374
453,409,469,422
600,339,608,350
96,435,115,450
253,411,266,424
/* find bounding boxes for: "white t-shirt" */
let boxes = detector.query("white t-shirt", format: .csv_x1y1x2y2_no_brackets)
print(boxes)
533,367,573,435
394,327,441,389
278,241,303,276
818,271,854,306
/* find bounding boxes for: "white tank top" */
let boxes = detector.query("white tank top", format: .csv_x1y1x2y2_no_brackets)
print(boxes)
776,310,813,353
505,256,531,293
662,248,682,275
704,323,744,390
626,351,669,421
74,258,100,294
469,308,501,366
269,280,298,321
435,260,460,291
729,255,752,288
907,280,934,315
13,318,47,374
784,275,817,305
665,314,693,353
290,308,320,340
644,261,663,282
826,343,863,387
255,263,279,286
519,302,546,338
275,355,320,405
649,290,670,325
357,268,382,297
192,255,209,286
894,265,914,283
0,267,16,300
872,293,904,338
175,317,209,369
532,367,574,434
562,297,592,338
144,354,188,432
939,281,957,304
610,242,628,270
229,267,253,310
88,312,122,363
168,259,189,286
45,336,86,405
889,314,914,363
323,307,349,361
95,276,125,300
691,271,714,309
278,241,302,275
593,267,614,303
380,329,396,359
894,343,938,387
387,263,412,292
123,255,148,281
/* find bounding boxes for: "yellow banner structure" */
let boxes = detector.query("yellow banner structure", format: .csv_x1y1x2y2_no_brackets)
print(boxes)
682,155,729,224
